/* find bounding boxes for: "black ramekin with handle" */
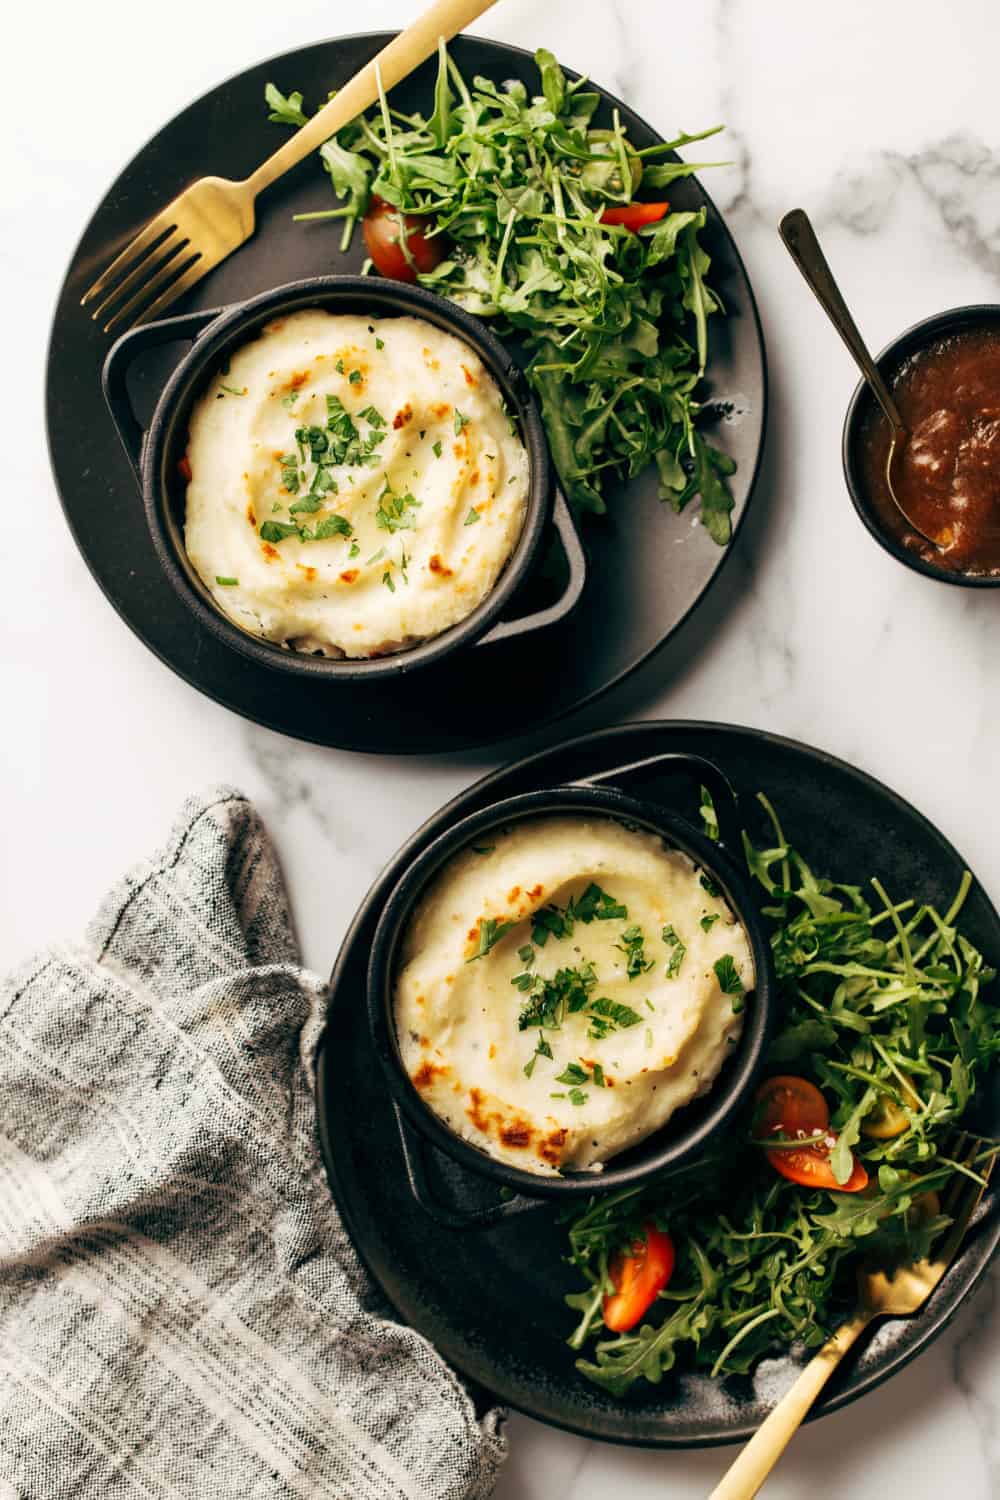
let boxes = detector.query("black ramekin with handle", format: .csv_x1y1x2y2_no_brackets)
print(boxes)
101,276,587,679
366,751,776,1229
842,303,1000,588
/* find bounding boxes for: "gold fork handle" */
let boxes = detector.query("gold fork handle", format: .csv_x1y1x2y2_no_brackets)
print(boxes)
707,1308,875,1500
246,0,499,196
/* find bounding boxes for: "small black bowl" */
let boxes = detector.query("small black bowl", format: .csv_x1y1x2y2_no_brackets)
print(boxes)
842,303,1000,588
366,751,776,1225
102,276,586,680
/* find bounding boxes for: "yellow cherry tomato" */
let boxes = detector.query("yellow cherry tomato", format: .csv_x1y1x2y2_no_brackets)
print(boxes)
862,1070,922,1139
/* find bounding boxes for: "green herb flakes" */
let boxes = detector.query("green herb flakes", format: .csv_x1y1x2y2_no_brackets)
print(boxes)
467,916,516,961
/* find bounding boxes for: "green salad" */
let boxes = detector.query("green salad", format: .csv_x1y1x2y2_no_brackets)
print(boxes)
565,794,999,1397
265,45,738,539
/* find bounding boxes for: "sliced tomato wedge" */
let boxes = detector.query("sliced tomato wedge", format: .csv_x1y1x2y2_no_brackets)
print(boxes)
602,1222,675,1332
599,201,670,231
753,1075,867,1192
362,196,445,283
766,1143,869,1193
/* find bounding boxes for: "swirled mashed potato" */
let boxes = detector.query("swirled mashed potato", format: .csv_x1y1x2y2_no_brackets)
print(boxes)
183,310,529,657
394,817,754,1176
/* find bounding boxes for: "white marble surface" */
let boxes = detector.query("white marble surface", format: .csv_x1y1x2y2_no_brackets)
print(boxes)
4,0,999,1494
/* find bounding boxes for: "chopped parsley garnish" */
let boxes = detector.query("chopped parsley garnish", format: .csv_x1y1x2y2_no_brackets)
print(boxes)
516,961,596,1029
517,944,535,966
358,405,386,428
592,1062,606,1088
571,884,628,922
464,507,480,526
348,368,362,385
531,884,627,947
714,954,744,1010
382,570,395,592
556,1063,589,1086
260,520,300,542
700,873,722,898
662,924,686,978
348,541,360,558
289,493,323,515
467,916,516,961
432,440,443,458
279,453,301,494
375,336,385,350
614,924,654,980
586,997,643,1040
219,383,245,396
376,484,421,533
523,1030,554,1079
568,1088,588,1106
335,358,345,373
307,514,353,540
366,547,386,565
215,575,239,586
281,392,299,407
454,409,470,434
700,913,720,932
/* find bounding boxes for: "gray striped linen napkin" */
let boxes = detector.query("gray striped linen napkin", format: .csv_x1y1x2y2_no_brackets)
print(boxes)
0,788,506,1500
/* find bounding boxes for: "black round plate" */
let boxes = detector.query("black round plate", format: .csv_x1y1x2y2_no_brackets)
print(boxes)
316,720,999,1447
47,35,766,754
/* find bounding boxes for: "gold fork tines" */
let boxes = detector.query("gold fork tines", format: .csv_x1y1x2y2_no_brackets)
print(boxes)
80,0,501,334
709,1131,995,1500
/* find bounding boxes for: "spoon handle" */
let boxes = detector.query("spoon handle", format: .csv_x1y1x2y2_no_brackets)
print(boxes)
779,208,905,435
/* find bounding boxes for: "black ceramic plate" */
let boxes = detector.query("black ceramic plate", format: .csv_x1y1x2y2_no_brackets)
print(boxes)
46,35,766,754
315,720,1000,1447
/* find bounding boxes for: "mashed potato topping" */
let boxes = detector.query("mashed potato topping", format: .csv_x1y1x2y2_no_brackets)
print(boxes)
394,816,754,1176
183,309,530,658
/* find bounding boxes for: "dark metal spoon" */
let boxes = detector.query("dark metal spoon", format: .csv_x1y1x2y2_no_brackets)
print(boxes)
779,208,944,550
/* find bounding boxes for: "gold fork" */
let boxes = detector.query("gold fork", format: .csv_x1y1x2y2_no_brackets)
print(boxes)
81,0,498,334
709,1134,995,1499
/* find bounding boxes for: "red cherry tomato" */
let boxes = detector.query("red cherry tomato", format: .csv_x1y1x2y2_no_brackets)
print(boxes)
753,1076,830,1138
362,196,445,283
599,201,670,231
753,1075,868,1193
602,1222,675,1332
766,1145,869,1193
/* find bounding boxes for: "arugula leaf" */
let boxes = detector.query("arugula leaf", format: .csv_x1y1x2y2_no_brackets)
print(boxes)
268,46,736,542
265,82,307,127
563,796,999,1397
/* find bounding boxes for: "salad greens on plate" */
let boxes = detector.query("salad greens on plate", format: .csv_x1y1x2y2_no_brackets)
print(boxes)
266,43,738,540
564,794,998,1397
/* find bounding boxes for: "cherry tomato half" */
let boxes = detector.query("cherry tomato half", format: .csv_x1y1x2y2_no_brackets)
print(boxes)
861,1070,921,1139
602,1222,675,1332
599,201,670,231
766,1143,869,1193
362,196,445,283
753,1075,830,1139
754,1075,867,1193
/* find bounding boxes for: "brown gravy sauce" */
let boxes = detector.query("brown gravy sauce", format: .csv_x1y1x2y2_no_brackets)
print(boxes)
859,325,1000,576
